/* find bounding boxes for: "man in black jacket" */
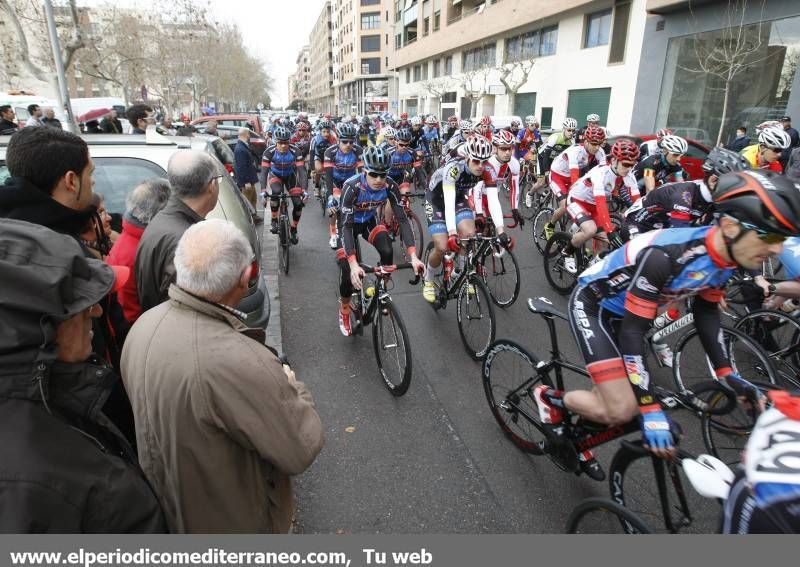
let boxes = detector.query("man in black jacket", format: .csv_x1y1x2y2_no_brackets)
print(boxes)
126,104,154,134
0,105,19,135
0,219,167,533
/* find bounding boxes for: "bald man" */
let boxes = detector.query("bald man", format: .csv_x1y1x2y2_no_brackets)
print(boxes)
135,150,221,312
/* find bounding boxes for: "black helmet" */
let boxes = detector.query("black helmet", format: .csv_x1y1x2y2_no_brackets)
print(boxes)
361,116,371,126
396,128,413,143
714,170,800,236
337,122,356,140
273,126,291,142
362,145,391,173
702,147,750,176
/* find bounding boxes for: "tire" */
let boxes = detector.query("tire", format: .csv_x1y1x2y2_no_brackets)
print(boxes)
566,498,653,534
403,211,425,261
482,340,549,454
279,217,290,275
734,309,800,388
517,183,537,221
372,299,412,396
609,443,718,534
456,274,495,360
478,245,520,308
532,207,553,255
543,231,578,295
318,178,328,215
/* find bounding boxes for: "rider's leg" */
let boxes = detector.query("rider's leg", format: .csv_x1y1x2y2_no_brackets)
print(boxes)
268,176,282,233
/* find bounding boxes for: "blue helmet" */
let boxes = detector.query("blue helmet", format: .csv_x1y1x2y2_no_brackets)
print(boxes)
362,145,391,173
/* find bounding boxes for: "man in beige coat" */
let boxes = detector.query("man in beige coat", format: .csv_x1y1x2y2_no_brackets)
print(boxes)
121,218,323,533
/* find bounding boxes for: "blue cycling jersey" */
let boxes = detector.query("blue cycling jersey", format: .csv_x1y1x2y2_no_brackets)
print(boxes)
388,148,416,184
779,237,800,280
324,144,363,185
261,144,303,177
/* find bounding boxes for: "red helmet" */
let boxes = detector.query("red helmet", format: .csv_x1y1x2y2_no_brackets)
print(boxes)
611,139,640,163
655,128,673,142
480,115,492,126
492,129,516,147
400,112,408,120
583,124,606,145
475,123,490,136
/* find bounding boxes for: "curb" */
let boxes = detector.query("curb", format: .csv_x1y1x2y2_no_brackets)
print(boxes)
259,202,283,354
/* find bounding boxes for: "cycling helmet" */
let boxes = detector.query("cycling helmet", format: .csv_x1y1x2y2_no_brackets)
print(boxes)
464,136,493,160
510,119,521,129
362,145,391,173
459,119,473,133
661,135,688,155
702,147,751,176
714,170,800,236
492,129,516,147
280,117,293,128
611,139,641,163
410,116,422,127
562,117,578,129
337,123,356,140
273,126,291,142
396,128,413,143
475,123,490,136
586,113,601,124
296,121,310,131
583,124,606,145
756,120,782,134
361,116,371,125
382,126,397,139
758,127,791,150
400,112,408,120
655,128,673,142
480,115,492,126
525,115,538,127
425,115,437,125
318,120,334,131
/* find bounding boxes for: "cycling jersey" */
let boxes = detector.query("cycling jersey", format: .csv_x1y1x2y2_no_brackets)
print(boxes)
324,144,364,192
423,125,440,144
387,147,420,186
427,160,487,234
357,124,375,146
538,132,574,160
410,127,430,155
516,128,541,160
626,180,713,230
568,164,640,233
442,125,458,144
290,134,311,160
778,237,800,280
741,144,784,173
481,155,521,210
312,133,338,163
262,144,305,178
638,139,659,160
633,153,685,187
551,144,607,185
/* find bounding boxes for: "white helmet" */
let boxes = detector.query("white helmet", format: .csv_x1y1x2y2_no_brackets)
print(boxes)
661,135,688,155
758,127,791,150
525,115,538,127
410,116,422,127
586,113,600,123
464,136,493,160
562,117,578,129
382,126,397,138
459,119,473,132
425,115,436,125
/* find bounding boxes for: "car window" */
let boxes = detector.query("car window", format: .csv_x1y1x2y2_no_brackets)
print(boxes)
0,162,9,185
91,157,166,217
684,143,708,160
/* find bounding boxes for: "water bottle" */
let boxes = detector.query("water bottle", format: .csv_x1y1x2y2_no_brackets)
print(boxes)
443,253,455,281
653,308,680,330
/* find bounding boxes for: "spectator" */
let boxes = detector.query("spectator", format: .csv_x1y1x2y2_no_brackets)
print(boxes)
727,126,751,153
0,104,18,135
233,127,262,224
135,150,220,312
122,219,323,533
786,146,800,183
204,119,218,136
41,107,62,129
79,193,117,259
158,116,177,136
100,109,123,133
176,125,196,136
0,219,167,533
84,119,103,134
781,116,800,168
126,104,155,134
108,179,171,323
24,104,44,128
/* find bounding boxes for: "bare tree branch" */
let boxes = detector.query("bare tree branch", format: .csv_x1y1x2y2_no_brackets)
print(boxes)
0,0,47,81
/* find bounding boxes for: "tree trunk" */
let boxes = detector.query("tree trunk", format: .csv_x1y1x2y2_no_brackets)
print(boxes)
470,97,478,118
716,78,732,147
507,91,516,116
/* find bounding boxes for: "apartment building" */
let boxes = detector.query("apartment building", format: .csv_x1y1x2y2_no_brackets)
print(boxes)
331,0,391,115
288,72,300,107
309,1,336,113
389,0,647,135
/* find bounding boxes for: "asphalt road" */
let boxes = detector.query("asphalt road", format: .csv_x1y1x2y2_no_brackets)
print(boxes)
275,191,721,534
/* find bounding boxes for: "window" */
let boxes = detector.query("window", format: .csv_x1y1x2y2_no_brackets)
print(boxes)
505,25,558,62
421,62,428,80
85,158,167,218
360,0,379,5
433,10,440,31
413,65,421,82
361,58,381,74
442,91,457,103
423,17,429,36
608,1,631,63
462,43,496,72
540,107,553,129
432,59,441,78
396,34,402,49
361,35,380,52
361,12,380,29
444,55,452,75
385,33,388,45
406,68,411,83
584,9,612,48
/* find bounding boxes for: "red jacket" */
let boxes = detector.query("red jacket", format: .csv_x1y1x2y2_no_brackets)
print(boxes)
107,219,145,323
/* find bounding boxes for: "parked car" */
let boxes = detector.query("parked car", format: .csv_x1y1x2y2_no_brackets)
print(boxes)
607,134,711,181
0,129,270,329
194,124,267,160
191,114,265,137
471,115,523,130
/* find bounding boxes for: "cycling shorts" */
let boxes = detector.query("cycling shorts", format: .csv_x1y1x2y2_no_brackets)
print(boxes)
549,171,571,200
423,194,474,236
566,197,596,226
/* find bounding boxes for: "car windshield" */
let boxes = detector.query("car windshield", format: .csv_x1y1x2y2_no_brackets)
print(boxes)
92,157,167,225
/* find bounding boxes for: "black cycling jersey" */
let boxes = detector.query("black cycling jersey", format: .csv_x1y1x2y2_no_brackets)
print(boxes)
633,153,685,187
626,180,713,230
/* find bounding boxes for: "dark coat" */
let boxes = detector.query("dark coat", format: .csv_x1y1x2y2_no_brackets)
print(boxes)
0,118,19,135
727,135,751,153
41,117,63,129
100,117,123,134
234,139,259,186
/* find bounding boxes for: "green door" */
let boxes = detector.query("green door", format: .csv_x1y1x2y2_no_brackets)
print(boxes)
566,88,611,126
514,92,536,118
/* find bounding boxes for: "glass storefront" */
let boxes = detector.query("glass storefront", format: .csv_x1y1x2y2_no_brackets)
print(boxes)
656,14,800,146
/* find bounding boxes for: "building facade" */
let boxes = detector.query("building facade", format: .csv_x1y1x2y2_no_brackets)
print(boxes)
390,0,647,135
631,0,800,146
331,0,391,115
309,1,336,113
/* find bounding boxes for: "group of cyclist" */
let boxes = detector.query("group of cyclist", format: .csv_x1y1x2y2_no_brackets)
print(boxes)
258,109,800,532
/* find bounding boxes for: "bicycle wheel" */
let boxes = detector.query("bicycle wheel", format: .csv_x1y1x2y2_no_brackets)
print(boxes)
609,443,718,534
482,340,549,454
318,179,328,215
478,245,520,308
734,309,800,388
403,211,425,260
566,497,653,534
372,298,412,396
456,274,495,360
543,232,578,295
421,241,444,302
279,216,290,275
531,207,553,255
517,183,537,221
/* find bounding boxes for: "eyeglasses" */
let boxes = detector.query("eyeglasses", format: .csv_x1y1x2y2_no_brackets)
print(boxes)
739,220,788,244
766,147,783,153
367,171,388,179
398,143,409,147
469,158,487,166
208,174,225,184
619,161,636,168
341,140,354,145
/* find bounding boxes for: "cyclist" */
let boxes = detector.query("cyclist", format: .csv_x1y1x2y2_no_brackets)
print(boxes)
543,124,608,240
336,146,425,336
377,126,397,151
764,237,800,310
442,115,459,144
576,113,601,144
508,118,521,138
423,115,441,159
723,390,800,533
388,128,423,191
538,170,799,480
397,112,410,130
409,116,431,163
537,117,577,190
472,129,522,236
475,122,492,142
262,126,308,244
421,136,493,302
311,120,338,187
741,127,791,173
358,116,376,147
560,139,640,274
517,116,542,161
444,120,474,162
639,128,672,159
633,134,688,195
324,123,364,249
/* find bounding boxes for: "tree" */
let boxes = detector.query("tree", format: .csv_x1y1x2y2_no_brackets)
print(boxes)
498,59,535,116
420,78,453,117
460,67,490,118
679,0,774,146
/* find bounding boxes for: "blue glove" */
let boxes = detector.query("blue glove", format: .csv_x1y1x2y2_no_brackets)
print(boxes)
640,408,674,451
721,372,764,403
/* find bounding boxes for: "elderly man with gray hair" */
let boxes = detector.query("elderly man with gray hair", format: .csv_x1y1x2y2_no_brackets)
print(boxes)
108,178,171,323
122,219,324,533
135,150,221,313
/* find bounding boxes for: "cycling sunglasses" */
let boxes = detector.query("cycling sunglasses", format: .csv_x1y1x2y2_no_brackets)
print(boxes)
766,146,783,153
397,143,409,147
739,220,787,244
469,158,487,166
367,171,388,179
340,139,354,145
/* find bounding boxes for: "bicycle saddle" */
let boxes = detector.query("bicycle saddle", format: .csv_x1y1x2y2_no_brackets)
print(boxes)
527,297,568,321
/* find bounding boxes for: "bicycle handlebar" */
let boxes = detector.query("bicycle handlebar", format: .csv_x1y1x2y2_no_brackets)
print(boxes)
357,262,422,286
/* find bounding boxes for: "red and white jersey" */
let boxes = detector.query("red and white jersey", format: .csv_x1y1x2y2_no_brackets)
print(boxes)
482,155,521,208
569,164,640,232
551,144,606,182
